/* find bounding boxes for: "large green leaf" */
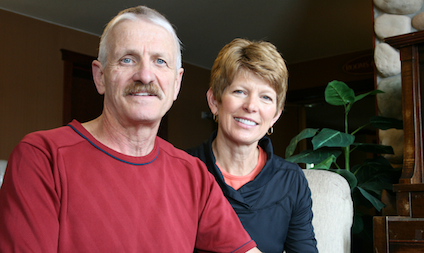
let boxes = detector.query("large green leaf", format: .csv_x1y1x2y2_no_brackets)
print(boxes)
370,115,403,130
352,212,364,234
285,149,341,164
329,168,358,190
354,90,384,103
285,128,319,158
351,143,394,154
324,80,355,106
311,128,355,150
361,156,393,168
360,181,393,194
353,156,395,184
357,186,386,211
311,155,337,170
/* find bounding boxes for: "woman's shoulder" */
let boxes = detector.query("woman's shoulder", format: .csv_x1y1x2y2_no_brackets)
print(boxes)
185,143,205,158
185,133,215,163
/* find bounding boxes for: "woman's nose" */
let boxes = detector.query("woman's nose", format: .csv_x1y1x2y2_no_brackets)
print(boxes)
243,95,258,112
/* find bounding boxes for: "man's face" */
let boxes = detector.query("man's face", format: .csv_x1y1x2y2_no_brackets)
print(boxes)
94,19,183,127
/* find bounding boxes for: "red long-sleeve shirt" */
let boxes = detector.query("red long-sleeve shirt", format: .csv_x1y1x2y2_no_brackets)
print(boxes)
0,120,256,253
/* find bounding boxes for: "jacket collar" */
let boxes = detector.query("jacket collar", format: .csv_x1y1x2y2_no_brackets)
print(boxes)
204,131,277,205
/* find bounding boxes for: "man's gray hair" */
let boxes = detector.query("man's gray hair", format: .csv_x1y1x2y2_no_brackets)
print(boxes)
98,6,182,70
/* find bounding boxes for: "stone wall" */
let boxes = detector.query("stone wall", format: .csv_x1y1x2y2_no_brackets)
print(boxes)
373,0,424,165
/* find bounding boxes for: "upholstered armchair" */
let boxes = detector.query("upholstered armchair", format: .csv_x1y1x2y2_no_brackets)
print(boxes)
0,160,6,187
303,169,354,253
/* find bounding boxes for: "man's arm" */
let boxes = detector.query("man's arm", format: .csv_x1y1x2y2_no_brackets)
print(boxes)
194,159,258,252
246,247,262,253
0,141,60,253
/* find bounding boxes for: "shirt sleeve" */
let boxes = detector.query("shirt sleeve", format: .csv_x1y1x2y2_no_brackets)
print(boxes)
194,161,256,253
0,141,60,253
284,171,318,253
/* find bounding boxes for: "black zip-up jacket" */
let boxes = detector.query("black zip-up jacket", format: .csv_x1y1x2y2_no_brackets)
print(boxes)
187,131,317,253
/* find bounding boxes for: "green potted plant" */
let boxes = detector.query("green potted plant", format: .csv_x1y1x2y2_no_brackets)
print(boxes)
285,80,403,235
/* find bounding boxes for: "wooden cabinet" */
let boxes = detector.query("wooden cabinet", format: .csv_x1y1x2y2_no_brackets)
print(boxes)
373,30,424,253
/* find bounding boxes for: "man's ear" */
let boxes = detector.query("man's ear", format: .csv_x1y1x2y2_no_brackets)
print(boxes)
92,60,106,95
173,67,184,101
206,88,219,115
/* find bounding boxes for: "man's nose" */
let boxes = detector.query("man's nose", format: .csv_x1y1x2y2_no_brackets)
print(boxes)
133,61,154,84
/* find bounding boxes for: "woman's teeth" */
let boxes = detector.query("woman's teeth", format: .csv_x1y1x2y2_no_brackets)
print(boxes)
235,118,256,126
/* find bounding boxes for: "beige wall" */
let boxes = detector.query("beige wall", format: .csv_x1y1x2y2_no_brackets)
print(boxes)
168,64,215,150
0,10,100,159
0,9,373,161
0,9,217,160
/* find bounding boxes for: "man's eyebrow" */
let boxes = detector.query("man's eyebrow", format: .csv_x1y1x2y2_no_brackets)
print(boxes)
118,49,174,66
151,50,171,59
121,49,139,56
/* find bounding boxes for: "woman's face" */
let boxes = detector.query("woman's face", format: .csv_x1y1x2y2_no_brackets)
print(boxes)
210,70,282,146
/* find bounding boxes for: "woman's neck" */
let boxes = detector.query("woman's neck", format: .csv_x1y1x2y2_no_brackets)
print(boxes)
212,133,259,176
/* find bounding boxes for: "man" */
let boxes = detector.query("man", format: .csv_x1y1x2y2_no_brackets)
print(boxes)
0,6,260,253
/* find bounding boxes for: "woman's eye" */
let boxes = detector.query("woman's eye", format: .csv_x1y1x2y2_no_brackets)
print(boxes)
262,95,276,102
233,90,244,94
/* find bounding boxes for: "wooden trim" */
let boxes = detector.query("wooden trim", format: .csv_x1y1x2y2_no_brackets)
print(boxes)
61,49,96,66
384,30,424,49
62,60,73,125
373,216,388,253
400,45,420,184
60,49,96,125
386,34,424,184
393,183,424,192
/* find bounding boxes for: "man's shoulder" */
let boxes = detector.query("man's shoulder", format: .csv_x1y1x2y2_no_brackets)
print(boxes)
157,137,206,167
21,124,81,149
157,137,202,162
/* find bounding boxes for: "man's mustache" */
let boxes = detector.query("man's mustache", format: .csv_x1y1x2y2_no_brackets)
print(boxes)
123,82,163,100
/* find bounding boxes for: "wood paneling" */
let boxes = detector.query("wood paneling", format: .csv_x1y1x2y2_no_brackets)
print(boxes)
374,30,424,253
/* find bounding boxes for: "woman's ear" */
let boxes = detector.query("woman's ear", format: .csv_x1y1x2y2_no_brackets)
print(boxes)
271,109,283,127
92,60,106,95
206,88,219,115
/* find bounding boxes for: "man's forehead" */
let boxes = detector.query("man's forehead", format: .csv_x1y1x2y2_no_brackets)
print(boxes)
109,19,177,56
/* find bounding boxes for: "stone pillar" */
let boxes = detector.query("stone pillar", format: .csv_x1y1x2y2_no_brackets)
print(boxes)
373,0,424,165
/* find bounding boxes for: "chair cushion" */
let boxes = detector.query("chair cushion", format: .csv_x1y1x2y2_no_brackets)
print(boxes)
303,169,353,253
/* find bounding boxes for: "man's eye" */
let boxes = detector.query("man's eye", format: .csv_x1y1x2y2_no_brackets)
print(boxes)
122,58,133,64
156,59,165,65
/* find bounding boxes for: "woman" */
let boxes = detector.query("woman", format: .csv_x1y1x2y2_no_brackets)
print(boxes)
187,38,317,252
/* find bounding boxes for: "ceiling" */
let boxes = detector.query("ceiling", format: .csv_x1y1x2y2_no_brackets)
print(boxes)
0,0,373,69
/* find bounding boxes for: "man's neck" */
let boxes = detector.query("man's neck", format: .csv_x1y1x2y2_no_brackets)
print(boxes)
82,114,160,157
